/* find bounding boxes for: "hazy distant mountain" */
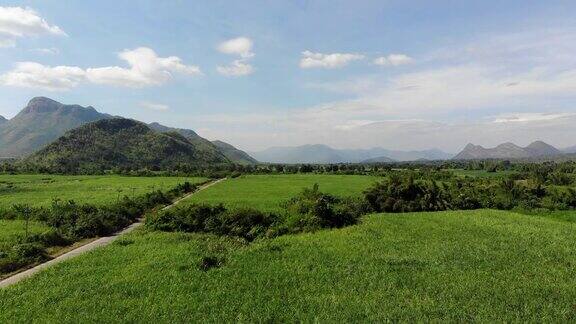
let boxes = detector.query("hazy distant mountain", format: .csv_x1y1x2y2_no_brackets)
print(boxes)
251,144,347,164
0,97,109,157
562,145,576,154
212,140,258,165
524,141,562,157
250,144,451,164
339,147,452,162
453,141,562,160
360,156,396,163
24,118,230,172
0,97,255,164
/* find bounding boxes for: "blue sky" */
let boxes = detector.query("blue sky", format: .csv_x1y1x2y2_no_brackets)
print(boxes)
1,1,576,152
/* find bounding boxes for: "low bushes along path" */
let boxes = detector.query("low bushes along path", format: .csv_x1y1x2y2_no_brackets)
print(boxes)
0,178,226,288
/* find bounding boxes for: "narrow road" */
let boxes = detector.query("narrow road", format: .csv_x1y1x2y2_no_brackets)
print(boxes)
0,178,225,289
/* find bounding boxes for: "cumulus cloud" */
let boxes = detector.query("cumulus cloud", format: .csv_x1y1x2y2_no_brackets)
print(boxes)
0,62,85,91
216,60,254,76
217,37,254,58
300,51,364,69
86,47,201,87
216,37,255,76
0,6,65,47
140,101,169,111
0,47,202,90
373,54,413,66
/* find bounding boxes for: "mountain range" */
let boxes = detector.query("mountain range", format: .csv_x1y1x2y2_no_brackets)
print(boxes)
0,97,255,164
249,144,453,164
453,141,563,160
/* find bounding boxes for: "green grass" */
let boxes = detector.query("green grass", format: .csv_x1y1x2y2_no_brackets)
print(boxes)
0,174,208,208
0,220,50,245
185,174,381,212
2,209,575,322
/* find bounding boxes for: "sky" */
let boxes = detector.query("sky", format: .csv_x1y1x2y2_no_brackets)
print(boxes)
0,0,576,153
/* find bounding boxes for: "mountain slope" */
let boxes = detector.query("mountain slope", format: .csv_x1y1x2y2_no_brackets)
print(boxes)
0,97,109,157
453,141,562,160
148,123,256,165
24,118,230,172
0,97,255,164
212,140,258,165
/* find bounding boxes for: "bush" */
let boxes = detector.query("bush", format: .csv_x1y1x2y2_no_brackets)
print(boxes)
0,181,197,275
148,185,367,240
0,242,48,274
364,176,450,213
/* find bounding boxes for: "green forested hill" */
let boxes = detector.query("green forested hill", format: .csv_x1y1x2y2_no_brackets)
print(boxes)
212,140,258,165
23,118,230,172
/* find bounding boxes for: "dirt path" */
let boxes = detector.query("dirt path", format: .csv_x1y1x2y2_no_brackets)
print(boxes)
0,178,225,289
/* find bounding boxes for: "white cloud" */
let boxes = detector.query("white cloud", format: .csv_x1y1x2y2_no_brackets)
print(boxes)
0,47,201,90
86,47,202,87
0,7,65,47
140,101,169,111
374,54,413,66
300,51,364,69
217,60,254,76
31,47,59,55
0,62,84,91
492,112,576,123
216,37,255,77
217,37,254,58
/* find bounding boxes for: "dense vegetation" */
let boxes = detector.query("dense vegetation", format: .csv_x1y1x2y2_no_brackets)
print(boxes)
20,118,230,173
0,181,200,276
148,184,365,240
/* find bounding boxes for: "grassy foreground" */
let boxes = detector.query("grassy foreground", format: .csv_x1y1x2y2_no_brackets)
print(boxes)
185,174,380,211
1,209,575,322
0,174,208,208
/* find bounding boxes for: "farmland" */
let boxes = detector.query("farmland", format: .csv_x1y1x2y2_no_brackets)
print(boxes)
0,175,208,277
184,174,381,211
0,174,208,208
2,170,576,321
1,209,576,321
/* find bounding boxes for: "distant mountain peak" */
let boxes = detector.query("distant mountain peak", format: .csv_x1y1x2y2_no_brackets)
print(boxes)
22,97,63,114
19,97,99,116
454,140,561,160
0,115,6,123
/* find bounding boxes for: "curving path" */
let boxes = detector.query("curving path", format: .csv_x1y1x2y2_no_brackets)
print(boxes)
0,178,225,289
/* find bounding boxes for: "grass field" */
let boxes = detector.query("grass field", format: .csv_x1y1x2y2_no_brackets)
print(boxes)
184,174,381,211
1,209,575,322
0,220,50,245
0,174,208,208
